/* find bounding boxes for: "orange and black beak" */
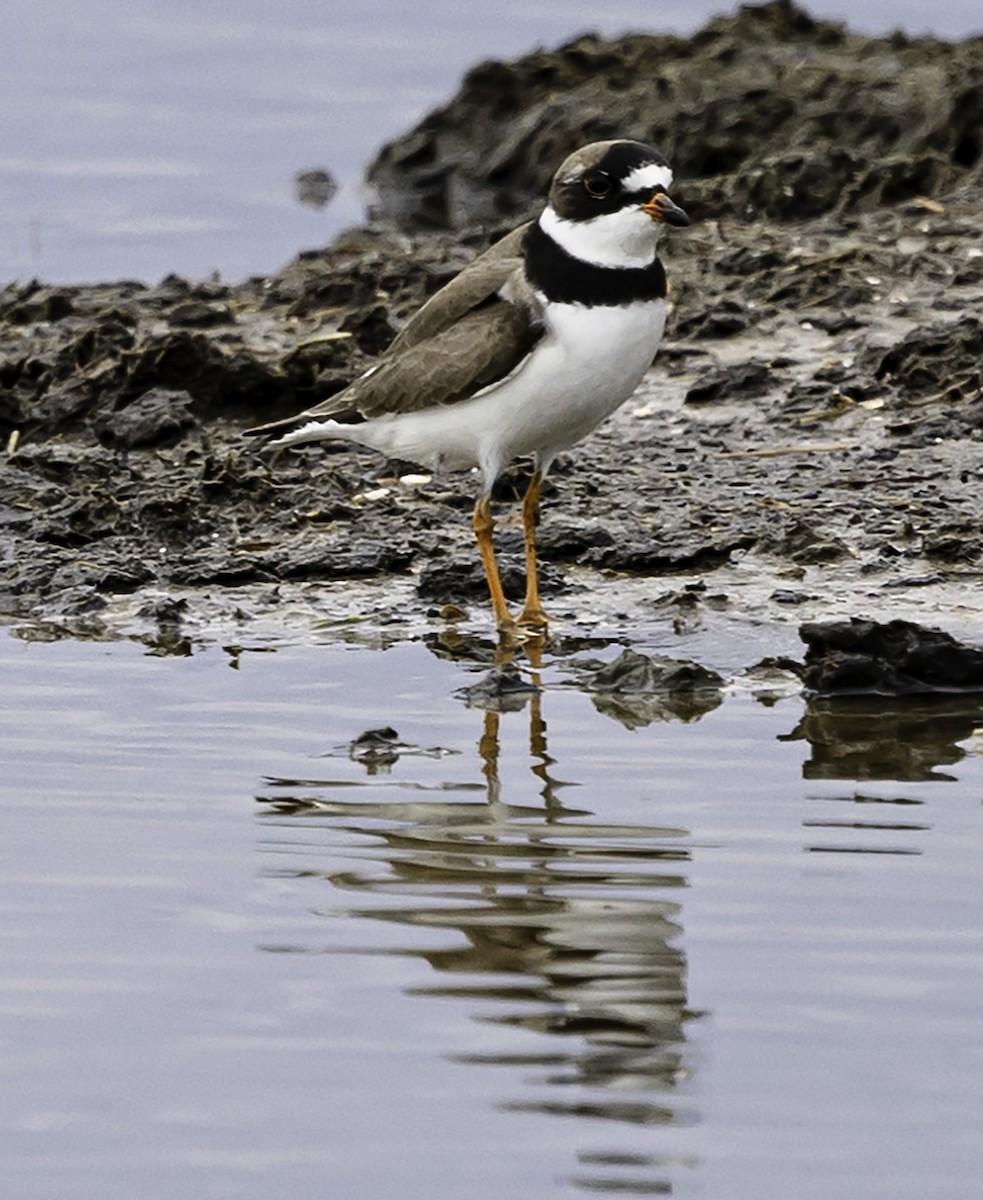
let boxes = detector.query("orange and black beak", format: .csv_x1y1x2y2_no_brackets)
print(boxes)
641,192,690,227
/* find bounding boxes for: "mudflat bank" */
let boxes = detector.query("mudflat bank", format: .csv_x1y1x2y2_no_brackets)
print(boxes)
2,1,981,671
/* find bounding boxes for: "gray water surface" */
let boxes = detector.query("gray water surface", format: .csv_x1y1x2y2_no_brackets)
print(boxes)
6,0,983,283
2,625,982,1199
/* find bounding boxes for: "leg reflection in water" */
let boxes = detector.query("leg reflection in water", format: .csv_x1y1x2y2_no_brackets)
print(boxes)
258,640,701,1194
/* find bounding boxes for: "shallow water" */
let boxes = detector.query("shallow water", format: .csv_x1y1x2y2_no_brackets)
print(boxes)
7,0,983,283
2,622,982,1199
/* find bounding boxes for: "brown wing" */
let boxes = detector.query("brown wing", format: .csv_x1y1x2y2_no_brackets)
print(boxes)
386,222,531,353
244,222,536,437
343,297,542,417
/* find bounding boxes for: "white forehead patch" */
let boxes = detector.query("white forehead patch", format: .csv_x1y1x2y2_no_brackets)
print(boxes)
622,162,674,193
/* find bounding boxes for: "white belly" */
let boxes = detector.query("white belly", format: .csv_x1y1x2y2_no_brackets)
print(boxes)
487,299,668,464
297,298,667,485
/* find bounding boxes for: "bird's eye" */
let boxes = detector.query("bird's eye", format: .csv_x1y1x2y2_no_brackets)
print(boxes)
583,173,612,198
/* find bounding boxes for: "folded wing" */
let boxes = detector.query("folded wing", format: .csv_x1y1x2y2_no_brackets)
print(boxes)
245,223,541,437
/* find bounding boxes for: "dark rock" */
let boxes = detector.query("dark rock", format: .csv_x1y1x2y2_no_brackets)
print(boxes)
53,586,110,615
880,573,946,589
536,521,615,558
96,388,199,449
1,285,76,324
168,559,275,587
138,596,189,626
166,301,234,328
846,153,951,211
922,526,983,563
889,415,978,447
339,304,398,354
587,648,725,727
771,589,811,605
459,662,539,711
744,149,864,220
278,542,413,581
147,275,230,305
349,727,402,772
120,328,288,420
806,311,862,334
32,383,95,430
800,617,983,695
714,246,786,276
367,0,983,231
587,534,756,574
873,315,983,399
763,518,848,565
294,168,338,210
685,361,773,404
676,300,750,340
592,647,725,693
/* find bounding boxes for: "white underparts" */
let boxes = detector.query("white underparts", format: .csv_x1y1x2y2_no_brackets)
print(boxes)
276,295,667,494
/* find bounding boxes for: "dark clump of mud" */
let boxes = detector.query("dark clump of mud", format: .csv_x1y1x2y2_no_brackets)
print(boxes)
586,648,726,726
2,1,982,673
368,0,983,230
801,617,983,695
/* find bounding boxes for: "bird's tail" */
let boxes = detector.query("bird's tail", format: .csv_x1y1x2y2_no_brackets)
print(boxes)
266,418,347,449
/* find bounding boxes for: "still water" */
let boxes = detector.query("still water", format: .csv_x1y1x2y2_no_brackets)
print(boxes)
6,0,983,283
2,622,982,1199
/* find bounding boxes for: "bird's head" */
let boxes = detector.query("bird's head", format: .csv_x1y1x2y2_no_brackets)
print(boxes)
542,140,689,268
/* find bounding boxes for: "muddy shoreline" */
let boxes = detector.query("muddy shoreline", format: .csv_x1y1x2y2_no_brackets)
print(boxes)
2,2,982,674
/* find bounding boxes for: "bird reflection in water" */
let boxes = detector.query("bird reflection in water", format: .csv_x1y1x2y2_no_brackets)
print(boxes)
258,639,700,1195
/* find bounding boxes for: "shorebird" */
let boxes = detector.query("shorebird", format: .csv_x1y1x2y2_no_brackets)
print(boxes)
246,139,689,637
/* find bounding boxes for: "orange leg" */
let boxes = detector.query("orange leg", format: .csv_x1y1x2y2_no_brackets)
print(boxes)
472,496,514,632
517,470,550,630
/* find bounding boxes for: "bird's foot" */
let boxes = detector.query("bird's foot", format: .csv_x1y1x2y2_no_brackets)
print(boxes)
496,613,548,649
516,605,550,631
496,614,549,662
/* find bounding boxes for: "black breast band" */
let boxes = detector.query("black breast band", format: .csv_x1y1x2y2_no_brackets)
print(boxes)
523,221,667,307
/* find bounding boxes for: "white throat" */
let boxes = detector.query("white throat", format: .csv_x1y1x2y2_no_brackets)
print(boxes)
539,203,663,270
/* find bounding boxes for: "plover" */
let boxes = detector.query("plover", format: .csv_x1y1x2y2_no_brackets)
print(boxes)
247,140,689,636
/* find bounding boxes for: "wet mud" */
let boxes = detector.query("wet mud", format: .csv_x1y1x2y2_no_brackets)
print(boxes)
2,1,982,689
